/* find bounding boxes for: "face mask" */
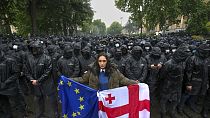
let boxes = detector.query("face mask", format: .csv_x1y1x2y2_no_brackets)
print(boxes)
74,49,80,56
115,53,122,60
145,47,150,50
48,49,54,56
132,51,141,60
115,43,120,48
198,49,209,58
172,49,176,53
152,53,161,58
13,45,18,50
64,51,73,59
82,51,90,59
165,49,170,53
32,48,39,56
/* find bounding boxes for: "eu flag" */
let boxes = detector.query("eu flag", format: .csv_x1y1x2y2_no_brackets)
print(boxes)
58,76,99,118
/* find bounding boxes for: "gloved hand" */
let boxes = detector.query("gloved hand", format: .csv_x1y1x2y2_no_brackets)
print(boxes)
0,83,6,89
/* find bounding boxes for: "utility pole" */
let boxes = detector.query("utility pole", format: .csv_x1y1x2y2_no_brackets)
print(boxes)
120,17,123,26
140,5,143,38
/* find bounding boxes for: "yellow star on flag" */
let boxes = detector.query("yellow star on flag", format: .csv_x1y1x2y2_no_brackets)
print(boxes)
57,86,60,91
74,88,80,94
67,81,72,87
77,112,81,115
79,97,84,102
79,104,84,110
59,80,63,85
63,114,68,118
72,112,77,117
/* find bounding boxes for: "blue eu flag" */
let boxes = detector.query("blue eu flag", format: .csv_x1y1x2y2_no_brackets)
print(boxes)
58,76,99,118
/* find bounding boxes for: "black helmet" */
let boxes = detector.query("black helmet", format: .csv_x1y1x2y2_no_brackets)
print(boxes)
30,41,43,56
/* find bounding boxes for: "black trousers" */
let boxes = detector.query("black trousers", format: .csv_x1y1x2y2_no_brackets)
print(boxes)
202,89,210,112
0,94,26,118
160,95,178,118
34,93,59,118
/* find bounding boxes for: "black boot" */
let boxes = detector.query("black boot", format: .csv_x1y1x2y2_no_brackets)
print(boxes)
189,103,200,113
201,109,208,118
177,107,184,116
160,112,167,118
169,111,177,118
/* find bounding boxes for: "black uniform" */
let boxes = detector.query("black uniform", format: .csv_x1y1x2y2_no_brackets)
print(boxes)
110,48,126,76
0,48,26,118
125,46,148,82
78,46,95,76
145,47,166,103
160,46,191,118
24,41,58,118
57,46,80,78
178,44,210,114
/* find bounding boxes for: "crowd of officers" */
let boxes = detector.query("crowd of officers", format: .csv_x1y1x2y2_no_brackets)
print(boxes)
0,33,210,118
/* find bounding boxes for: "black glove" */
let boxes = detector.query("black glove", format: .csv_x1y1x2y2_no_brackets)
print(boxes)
0,83,6,89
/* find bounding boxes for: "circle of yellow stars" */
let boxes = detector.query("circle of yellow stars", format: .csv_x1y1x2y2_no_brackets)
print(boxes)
59,80,86,118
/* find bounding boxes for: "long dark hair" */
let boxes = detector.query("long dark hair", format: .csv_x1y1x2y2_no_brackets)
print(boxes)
94,52,115,76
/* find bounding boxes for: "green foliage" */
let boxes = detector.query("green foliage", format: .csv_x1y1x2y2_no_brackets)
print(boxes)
191,35,204,40
0,0,18,34
0,0,94,36
115,0,210,35
116,0,180,31
107,21,123,35
206,22,210,32
81,21,93,35
91,19,106,35
124,19,139,34
186,1,209,35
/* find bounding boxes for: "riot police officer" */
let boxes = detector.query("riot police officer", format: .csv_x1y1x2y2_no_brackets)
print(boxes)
24,41,58,118
125,46,147,82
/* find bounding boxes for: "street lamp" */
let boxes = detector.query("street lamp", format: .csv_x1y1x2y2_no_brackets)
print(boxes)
140,5,143,38
120,17,123,26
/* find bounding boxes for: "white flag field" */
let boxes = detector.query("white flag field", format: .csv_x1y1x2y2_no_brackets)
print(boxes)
98,83,150,118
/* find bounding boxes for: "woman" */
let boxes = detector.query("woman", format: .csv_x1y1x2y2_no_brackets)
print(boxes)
72,52,137,90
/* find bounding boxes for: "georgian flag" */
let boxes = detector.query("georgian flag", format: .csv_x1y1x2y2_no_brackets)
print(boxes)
98,83,150,118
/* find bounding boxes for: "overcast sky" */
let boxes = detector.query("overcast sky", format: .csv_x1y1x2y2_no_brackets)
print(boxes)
90,0,131,27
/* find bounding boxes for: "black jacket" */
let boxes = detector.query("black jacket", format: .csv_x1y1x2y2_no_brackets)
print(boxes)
24,53,53,96
0,57,20,96
185,55,209,95
161,59,186,101
125,56,148,82
57,56,80,78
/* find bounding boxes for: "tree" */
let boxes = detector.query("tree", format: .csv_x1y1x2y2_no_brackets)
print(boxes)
107,21,123,35
91,19,106,35
206,22,210,33
0,0,94,36
0,0,18,34
208,1,210,21
115,0,210,35
81,21,93,35
115,0,144,28
124,19,138,35
144,0,180,31
115,0,180,31
184,0,209,35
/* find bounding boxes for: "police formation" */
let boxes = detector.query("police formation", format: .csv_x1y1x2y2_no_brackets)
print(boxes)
0,33,210,118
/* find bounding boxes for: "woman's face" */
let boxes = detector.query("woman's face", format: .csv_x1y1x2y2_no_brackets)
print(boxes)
98,56,107,69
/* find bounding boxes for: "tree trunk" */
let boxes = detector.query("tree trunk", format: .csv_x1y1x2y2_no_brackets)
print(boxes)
63,22,67,36
30,0,37,36
3,14,12,34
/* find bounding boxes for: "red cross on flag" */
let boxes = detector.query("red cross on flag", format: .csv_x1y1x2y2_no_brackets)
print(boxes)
98,83,150,118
